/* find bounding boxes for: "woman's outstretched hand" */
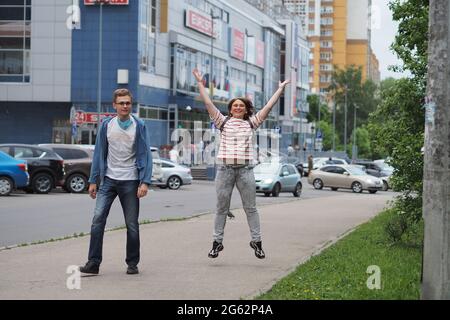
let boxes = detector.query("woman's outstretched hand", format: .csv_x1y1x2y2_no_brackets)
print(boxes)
193,68,203,83
279,79,291,89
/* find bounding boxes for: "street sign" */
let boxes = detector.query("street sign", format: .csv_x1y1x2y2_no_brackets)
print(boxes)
75,111,116,124
316,130,323,139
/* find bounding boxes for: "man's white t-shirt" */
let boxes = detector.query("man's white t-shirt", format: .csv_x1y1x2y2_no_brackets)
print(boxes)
105,117,138,180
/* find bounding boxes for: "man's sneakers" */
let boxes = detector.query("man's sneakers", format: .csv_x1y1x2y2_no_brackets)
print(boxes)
126,266,139,275
250,241,266,259
208,241,224,258
79,261,99,274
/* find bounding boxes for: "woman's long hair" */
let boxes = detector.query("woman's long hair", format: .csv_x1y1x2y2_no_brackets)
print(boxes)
227,97,254,120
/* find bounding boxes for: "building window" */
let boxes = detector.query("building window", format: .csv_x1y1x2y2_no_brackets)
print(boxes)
139,0,158,73
320,6,333,14
320,52,332,61
320,17,333,25
320,64,332,71
172,44,230,100
0,0,31,83
320,41,332,48
320,29,333,37
139,106,168,120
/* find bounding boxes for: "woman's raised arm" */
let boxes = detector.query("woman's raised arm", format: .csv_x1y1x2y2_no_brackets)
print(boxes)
255,79,291,122
193,69,221,118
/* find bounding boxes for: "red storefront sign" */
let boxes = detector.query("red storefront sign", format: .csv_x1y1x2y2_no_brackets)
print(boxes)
231,28,245,61
185,8,215,37
75,111,117,124
256,40,265,68
84,0,129,5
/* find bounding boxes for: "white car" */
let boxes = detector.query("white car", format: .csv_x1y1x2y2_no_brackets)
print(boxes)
303,157,349,176
154,159,193,190
150,147,163,184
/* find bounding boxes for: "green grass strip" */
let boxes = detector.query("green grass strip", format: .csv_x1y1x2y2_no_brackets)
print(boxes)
257,209,423,300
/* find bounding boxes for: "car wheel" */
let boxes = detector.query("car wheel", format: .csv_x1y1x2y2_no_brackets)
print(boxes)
0,176,13,196
272,183,281,197
382,181,389,191
331,187,338,191
32,173,53,194
313,179,323,190
66,174,88,193
167,176,181,190
351,181,363,193
264,192,271,197
293,182,302,197
369,190,378,194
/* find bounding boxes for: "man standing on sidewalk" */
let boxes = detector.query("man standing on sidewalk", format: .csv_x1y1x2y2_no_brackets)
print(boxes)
79,88,152,275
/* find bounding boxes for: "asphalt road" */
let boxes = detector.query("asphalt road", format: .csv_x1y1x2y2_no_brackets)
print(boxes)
0,179,396,247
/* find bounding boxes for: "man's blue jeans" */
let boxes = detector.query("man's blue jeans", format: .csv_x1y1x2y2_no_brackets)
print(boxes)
88,176,140,267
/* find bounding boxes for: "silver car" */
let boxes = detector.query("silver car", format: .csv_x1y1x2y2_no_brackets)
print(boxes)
254,162,302,197
154,159,193,190
308,164,383,194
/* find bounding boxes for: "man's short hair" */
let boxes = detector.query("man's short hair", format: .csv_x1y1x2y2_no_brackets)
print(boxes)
113,88,133,103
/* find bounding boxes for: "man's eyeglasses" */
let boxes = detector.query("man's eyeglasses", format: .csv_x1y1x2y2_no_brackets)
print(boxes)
116,101,132,106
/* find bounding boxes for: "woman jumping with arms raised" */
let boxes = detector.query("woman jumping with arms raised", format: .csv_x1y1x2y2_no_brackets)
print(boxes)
193,68,290,259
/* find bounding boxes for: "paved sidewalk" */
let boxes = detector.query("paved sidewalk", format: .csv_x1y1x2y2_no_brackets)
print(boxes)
0,193,393,300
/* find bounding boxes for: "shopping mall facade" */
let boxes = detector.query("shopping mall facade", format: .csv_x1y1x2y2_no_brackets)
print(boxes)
0,0,312,153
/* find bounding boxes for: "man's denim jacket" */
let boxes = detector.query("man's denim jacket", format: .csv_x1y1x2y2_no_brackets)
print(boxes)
88,115,153,186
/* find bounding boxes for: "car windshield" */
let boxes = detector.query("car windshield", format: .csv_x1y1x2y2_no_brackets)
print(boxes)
254,163,279,174
378,162,394,172
346,166,366,176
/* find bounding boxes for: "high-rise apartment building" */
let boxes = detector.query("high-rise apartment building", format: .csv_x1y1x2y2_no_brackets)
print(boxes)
262,0,380,95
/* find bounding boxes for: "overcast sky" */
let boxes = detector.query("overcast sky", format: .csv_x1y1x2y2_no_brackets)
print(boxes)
371,0,409,80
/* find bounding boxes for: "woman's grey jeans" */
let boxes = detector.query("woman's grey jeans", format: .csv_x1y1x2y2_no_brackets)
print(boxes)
214,165,261,243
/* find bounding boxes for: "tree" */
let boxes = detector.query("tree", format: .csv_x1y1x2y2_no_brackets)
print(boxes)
306,94,330,123
328,66,379,149
350,126,371,160
317,120,339,151
389,0,429,88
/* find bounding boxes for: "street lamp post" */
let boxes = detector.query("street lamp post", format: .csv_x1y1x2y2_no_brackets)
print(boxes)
244,28,254,97
352,105,358,161
332,100,336,151
210,9,220,98
344,85,348,154
96,0,109,130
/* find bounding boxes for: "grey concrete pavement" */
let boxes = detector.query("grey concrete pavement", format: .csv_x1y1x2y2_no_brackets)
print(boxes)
0,192,394,300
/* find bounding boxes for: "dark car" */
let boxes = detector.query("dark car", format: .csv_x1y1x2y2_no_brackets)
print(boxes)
0,151,30,196
39,144,93,193
0,144,65,194
354,160,392,191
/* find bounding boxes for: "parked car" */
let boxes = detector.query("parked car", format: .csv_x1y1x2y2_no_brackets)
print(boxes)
308,164,383,194
0,151,29,196
302,157,349,177
153,159,193,190
0,144,64,194
353,160,392,191
150,147,163,184
39,144,93,193
285,156,304,176
254,162,302,197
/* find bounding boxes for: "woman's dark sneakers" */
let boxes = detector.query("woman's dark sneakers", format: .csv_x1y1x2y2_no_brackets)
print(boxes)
79,261,100,274
208,241,224,258
250,241,265,259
